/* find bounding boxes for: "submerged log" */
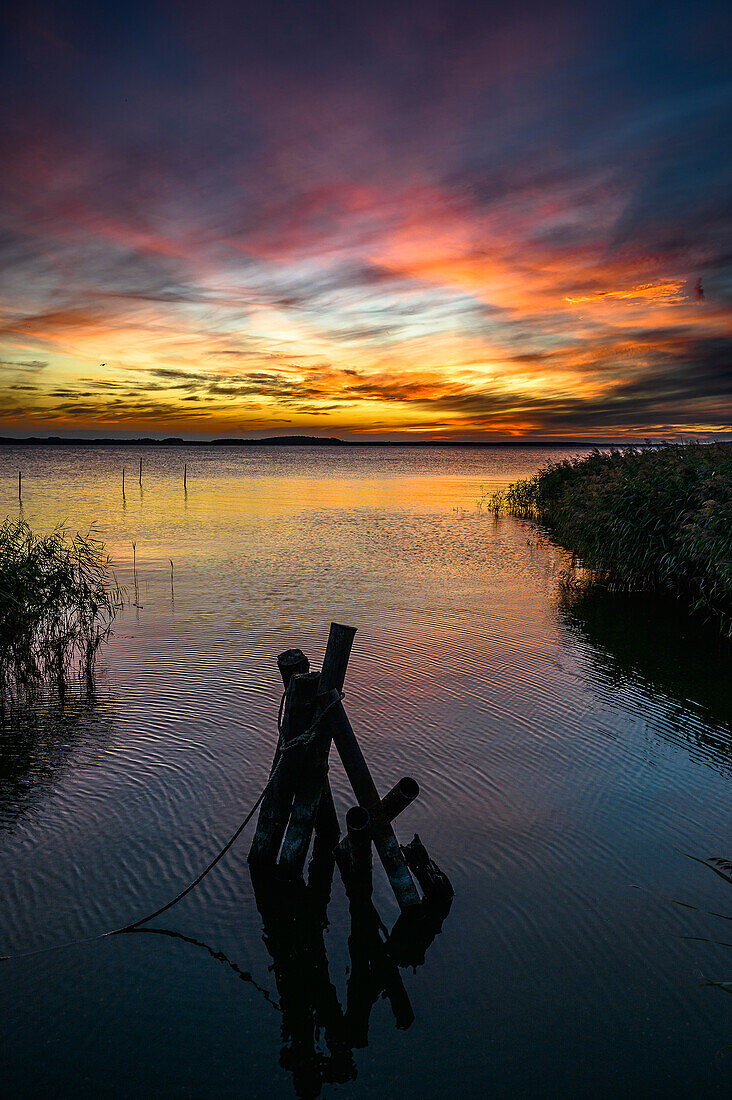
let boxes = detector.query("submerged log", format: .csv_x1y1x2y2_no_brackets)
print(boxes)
278,624,356,876
318,688,421,912
402,834,454,907
247,671,320,867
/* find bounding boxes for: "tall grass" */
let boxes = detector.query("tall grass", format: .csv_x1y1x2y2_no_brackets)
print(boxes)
483,443,732,634
0,518,123,698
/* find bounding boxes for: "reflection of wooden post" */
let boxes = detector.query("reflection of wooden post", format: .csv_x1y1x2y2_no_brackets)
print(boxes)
248,672,319,866
343,885,415,1042
250,869,355,1095
279,624,355,876
318,689,421,912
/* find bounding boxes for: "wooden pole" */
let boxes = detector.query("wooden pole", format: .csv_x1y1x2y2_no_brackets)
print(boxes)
183,463,187,490
18,471,21,503
247,670,320,867
278,648,310,687
335,806,372,888
317,689,421,912
122,467,125,497
278,624,355,876
139,456,142,485
379,777,419,823
320,622,357,694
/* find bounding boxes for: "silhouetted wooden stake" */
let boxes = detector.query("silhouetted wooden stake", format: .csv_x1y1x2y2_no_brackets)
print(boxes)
320,622,357,695
139,456,142,485
318,689,421,912
183,463,187,490
335,806,372,889
279,624,355,876
18,471,21,503
122,467,125,497
169,559,174,599
248,671,320,866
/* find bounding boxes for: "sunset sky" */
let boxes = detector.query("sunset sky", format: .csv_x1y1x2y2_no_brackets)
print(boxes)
1,0,730,440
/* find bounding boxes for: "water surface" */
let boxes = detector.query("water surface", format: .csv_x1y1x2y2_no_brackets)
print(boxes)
1,445,730,1097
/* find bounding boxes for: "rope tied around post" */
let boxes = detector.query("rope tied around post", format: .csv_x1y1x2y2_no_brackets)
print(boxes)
278,689,345,754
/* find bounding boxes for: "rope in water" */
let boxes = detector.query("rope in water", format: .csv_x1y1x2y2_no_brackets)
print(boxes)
0,690,344,962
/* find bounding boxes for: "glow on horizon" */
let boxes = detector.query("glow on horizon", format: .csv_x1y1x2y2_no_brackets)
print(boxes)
0,1,730,440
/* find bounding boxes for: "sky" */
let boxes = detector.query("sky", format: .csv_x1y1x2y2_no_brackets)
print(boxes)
0,0,730,440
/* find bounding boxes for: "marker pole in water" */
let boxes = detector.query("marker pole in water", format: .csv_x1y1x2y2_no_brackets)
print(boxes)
139,456,142,485
184,463,187,491
122,467,125,498
18,471,21,504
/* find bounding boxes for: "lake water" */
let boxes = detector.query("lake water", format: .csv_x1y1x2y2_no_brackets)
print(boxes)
1,445,731,1098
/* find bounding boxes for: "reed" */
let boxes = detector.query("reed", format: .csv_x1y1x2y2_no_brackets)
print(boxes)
0,518,123,696
483,442,732,634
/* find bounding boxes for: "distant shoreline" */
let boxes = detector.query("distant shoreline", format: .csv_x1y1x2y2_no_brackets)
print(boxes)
0,435,655,448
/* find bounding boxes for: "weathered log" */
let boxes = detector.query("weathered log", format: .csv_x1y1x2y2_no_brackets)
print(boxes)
379,776,419,823
247,671,320,866
402,834,454,907
278,624,356,875
317,689,421,912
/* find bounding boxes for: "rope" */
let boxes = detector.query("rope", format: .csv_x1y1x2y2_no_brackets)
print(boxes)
0,689,344,963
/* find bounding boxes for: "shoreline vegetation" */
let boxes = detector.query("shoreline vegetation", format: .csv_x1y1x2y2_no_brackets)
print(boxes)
0,519,122,701
483,443,732,636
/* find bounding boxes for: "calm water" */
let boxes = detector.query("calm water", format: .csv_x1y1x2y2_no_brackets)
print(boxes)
1,445,731,1098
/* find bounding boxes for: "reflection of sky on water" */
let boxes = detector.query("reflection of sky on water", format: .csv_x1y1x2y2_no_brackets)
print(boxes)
0,445,731,1096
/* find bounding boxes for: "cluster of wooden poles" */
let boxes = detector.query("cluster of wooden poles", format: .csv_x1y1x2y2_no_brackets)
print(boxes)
246,622,453,1095
248,622,453,916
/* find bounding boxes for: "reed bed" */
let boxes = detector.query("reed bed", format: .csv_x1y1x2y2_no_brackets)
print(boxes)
483,443,732,635
0,518,122,697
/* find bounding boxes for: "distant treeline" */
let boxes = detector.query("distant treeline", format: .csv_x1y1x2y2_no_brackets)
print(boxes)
0,435,655,448
485,442,732,635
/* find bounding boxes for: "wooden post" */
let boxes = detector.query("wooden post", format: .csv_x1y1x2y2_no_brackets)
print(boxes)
122,467,125,497
139,456,142,485
379,777,419,823
277,648,310,686
18,471,21,503
247,670,319,866
278,625,355,876
335,806,372,887
315,622,357,839
320,622,357,695
183,463,187,490
317,689,421,912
